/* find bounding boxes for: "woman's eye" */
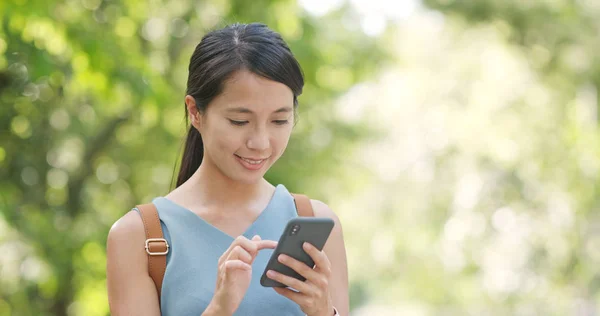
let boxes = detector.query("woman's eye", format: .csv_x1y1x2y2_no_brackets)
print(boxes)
273,120,289,125
229,119,248,126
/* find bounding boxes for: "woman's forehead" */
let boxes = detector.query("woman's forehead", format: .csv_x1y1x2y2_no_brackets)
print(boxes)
214,70,294,112
224,106,293,115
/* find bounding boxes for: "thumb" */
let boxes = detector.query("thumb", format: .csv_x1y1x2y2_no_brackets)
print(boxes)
252,235,261,241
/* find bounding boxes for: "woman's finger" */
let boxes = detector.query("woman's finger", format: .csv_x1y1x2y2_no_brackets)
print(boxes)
276,254,319,282
222,236,277,266
302,242,331,277
224,260,251,273
219,259,251,285
226,245,252,264
219,236,250,266
273,286,304,304
219,235,278,268
235,236,277,257
266,269,311,294
253,239,278,251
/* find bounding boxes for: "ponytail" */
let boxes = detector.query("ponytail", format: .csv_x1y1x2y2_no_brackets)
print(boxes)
176,125,204,187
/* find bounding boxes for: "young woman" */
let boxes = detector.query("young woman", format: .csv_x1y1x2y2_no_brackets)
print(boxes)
106,23,349,316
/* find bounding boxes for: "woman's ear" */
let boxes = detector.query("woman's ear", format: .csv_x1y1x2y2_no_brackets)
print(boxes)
185,95,202,131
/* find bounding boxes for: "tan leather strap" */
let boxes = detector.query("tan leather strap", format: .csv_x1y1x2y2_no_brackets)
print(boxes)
136,203,169,302
291,193,314,217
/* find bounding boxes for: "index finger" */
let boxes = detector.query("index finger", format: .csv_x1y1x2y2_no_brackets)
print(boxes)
254,239,277,250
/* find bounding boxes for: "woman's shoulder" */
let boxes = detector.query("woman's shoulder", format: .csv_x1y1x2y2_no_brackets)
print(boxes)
309,199,340,224
107,210,147,259
108,210,145,238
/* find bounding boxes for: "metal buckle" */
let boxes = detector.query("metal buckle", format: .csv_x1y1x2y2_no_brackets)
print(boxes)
145,238,169,256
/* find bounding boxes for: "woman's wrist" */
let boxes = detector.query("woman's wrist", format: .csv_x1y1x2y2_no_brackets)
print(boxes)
308,306,338,316
202,300,230,316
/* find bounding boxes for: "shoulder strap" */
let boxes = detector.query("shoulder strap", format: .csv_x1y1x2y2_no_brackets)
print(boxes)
136,203,169,303
136,192,312,304
291,193,314,217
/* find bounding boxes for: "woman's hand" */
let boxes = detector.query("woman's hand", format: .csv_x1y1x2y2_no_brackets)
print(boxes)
207,235,277,315
266,242,334,316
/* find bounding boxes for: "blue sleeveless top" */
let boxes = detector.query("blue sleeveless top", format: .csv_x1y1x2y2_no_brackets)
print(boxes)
142,184,305,316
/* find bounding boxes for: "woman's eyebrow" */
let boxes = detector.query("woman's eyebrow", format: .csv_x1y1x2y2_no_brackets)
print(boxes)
225,106,293,114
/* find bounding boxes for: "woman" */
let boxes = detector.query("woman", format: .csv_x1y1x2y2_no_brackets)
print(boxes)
106,23,349,316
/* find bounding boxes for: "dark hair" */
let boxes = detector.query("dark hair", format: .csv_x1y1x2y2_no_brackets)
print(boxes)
175,23,305,187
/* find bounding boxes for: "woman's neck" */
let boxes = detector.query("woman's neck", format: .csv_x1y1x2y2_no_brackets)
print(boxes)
176,157,274,211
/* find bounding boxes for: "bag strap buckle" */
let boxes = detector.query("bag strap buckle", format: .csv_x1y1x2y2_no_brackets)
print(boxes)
145,238,169,256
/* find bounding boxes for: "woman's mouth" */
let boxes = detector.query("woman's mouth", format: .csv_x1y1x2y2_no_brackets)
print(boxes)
234,154,268,170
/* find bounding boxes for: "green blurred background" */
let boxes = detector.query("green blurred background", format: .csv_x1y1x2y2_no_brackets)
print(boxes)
2,0,600,315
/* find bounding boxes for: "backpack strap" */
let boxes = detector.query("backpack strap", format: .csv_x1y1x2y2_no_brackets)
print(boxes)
291,193,314,217
136,192,312,304
135,203,169,302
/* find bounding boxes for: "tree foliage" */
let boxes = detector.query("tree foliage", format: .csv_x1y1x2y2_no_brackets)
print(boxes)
0,0,385,315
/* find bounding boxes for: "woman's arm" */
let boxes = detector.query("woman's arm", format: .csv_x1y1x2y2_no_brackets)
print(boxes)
312,200,350,316
106,211,161,316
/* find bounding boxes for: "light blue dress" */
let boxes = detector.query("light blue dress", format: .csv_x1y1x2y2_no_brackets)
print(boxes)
138,184,305,316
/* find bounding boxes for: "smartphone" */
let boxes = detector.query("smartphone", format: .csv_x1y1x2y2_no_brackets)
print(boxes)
260,217,335,287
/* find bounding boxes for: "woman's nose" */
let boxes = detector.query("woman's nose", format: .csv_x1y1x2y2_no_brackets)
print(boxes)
246,126,269,151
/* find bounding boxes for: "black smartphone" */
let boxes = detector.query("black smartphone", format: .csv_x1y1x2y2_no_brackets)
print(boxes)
260,217,335,287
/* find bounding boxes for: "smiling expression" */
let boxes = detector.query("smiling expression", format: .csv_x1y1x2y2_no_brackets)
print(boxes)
188,69,296,183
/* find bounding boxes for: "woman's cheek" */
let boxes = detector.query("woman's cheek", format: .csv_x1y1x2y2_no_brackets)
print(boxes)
273,134,291,158
219,127,244,149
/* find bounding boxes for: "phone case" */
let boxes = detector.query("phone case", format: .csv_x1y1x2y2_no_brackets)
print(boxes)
260,217,335,287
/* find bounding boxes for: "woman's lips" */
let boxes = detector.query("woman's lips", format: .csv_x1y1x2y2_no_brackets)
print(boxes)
235,154,268,170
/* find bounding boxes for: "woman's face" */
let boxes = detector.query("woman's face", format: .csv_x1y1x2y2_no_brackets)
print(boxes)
188,70,295,184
